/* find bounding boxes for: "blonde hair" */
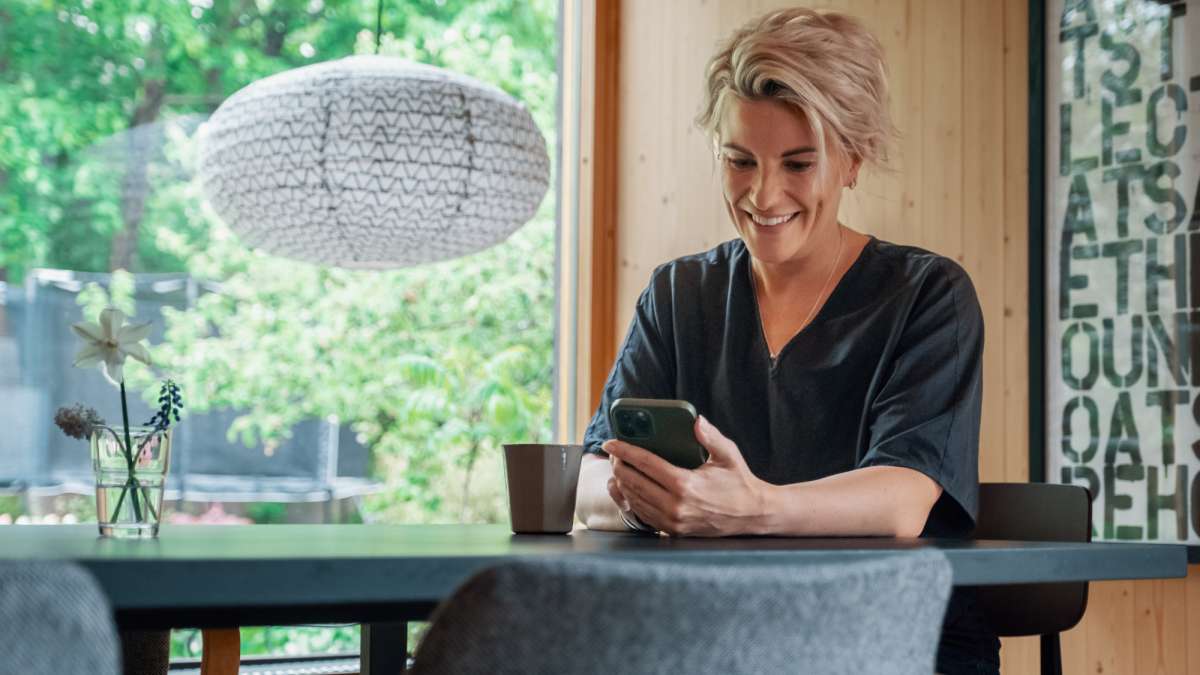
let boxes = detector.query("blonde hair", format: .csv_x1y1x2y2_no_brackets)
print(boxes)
696,8,895,184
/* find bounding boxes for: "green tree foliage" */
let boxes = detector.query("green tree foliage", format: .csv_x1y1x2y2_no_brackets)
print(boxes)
152,201,555,524
4,0,559,524
1,0,555,279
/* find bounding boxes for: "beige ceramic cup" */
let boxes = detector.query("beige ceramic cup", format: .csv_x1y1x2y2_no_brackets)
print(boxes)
503,444,584,534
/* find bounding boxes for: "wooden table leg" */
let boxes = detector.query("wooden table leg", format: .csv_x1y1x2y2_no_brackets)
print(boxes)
200,628,241,675
361,622,408,675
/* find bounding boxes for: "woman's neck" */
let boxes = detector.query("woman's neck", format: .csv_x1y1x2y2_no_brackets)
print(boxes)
751,222,846,301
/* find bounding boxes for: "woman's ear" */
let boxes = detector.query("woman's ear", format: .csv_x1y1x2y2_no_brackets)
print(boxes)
845,155,863,189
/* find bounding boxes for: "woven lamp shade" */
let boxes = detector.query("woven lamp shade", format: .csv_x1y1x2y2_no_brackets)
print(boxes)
197,56,550,268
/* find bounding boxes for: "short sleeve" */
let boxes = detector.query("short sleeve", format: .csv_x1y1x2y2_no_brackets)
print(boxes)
858,259,984,535
582,270,676,456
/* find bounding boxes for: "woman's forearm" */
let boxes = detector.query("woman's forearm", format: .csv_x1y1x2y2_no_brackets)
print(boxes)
753,465,943,537
575,454,627,531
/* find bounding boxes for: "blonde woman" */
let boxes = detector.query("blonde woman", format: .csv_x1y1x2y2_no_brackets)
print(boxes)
574,8,999,674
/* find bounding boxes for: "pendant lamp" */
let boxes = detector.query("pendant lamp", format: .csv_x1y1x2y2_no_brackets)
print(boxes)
197,56,550,268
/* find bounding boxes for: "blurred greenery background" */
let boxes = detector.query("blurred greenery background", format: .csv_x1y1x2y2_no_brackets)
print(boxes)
1,0,557,659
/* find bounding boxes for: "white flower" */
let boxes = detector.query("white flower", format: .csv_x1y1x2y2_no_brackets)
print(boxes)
71,307,152,384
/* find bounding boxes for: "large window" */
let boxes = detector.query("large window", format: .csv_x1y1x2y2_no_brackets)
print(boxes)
0,0,559,659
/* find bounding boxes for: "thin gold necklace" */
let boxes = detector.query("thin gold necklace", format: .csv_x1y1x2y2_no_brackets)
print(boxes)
766,224,845,360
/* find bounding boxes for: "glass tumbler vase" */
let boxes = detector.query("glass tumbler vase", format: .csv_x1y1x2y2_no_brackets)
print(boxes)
90,425,172,538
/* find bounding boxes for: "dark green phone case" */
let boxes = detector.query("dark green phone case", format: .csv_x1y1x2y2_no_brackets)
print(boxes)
608,398,708,469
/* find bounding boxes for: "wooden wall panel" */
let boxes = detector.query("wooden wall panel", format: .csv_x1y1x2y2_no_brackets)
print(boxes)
604,1,1198,673
988,0,1050,662
1001,0,1031,487
1089,580,1138,674
1188,569,1200,673
964,0,1007,488
1133,578,1188,674
918,0,963,260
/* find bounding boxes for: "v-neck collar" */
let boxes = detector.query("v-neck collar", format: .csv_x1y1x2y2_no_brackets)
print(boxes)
741,235,877,368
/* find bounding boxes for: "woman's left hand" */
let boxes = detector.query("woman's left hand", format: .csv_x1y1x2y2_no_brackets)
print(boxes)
604,415,771,537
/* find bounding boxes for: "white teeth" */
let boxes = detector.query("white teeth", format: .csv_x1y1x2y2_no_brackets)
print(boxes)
748,212,795,226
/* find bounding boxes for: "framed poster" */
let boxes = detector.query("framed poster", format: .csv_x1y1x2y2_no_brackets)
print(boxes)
1036,0,1199,556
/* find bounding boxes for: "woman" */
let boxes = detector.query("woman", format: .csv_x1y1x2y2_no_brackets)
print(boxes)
573,8,1000,674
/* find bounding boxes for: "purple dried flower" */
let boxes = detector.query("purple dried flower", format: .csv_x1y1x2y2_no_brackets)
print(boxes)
53,404,106,440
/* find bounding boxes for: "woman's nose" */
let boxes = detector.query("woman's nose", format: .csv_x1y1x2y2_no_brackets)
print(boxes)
749,167,784,210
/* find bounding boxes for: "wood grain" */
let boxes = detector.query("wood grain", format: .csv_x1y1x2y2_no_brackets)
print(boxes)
1085,581,1136,675
1002,0,1030,486
587,0,621,415
1188,566,1200,674
919,0,964,259
964,0,1007,484
200,628,240,675
1133,578,1188,675
1000,635,1040,675
1061,621,1089,675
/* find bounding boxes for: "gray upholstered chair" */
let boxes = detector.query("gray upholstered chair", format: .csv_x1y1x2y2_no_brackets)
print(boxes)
410,550,952,675
0,561,120,675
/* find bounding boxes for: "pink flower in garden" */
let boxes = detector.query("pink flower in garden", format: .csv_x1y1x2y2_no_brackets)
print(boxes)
136,434,160,467
167,503,252,525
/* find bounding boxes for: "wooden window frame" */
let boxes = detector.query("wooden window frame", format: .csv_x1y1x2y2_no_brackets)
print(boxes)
555,0,620,443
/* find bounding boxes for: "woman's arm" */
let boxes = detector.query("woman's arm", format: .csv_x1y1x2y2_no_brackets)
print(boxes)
756,465,942,538
574,454,627,531
607,416,942,538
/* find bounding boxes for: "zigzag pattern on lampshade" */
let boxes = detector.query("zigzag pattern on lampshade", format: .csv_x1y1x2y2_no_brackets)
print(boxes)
198,56,550,268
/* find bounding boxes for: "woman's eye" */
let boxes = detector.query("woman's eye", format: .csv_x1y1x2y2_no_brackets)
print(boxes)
785,161,813,172
724,156,754,169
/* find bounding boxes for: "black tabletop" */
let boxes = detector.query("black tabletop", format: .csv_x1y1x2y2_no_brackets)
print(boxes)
0,524,1187,629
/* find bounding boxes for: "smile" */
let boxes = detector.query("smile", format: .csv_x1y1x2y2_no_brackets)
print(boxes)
746,211,798,227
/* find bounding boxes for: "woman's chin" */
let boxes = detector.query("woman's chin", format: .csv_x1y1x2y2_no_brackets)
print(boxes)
739,226,803,262
742,239,799,264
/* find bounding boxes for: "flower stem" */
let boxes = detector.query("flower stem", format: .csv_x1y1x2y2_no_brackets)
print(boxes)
100,426,161,523
111,479,128,516
136,479,158,520
119,381,144,522
132,433,160,520
100,426,131,517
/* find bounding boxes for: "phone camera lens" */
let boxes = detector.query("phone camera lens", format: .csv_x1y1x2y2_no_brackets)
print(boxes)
615,410,636,437
633,410,651,435
614,408,652,439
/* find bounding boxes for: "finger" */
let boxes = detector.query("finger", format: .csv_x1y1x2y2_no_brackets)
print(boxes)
614,459,680,525
694,415,741,465
624,489,674,533
607,477,630,512
610,456,638,491
613,458,675,504
606,440,685,489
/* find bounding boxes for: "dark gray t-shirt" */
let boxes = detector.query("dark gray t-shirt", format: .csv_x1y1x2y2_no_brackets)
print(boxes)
582,236,1000,672
584,236,984,538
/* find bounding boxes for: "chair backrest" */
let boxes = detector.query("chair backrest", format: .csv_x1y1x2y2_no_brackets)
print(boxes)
0,561,119,675
971,482,1091,636
410,550,952,675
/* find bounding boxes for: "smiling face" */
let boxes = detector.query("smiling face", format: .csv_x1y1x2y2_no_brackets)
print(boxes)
718,97,857,267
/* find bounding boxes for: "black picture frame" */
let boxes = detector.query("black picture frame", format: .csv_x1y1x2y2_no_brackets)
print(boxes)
1027,0,1200,564
1029,0,1047,487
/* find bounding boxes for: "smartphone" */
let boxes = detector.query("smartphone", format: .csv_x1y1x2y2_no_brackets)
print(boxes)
608,398,709,469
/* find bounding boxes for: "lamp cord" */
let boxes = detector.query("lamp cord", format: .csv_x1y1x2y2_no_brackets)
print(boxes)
374,0,383,54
